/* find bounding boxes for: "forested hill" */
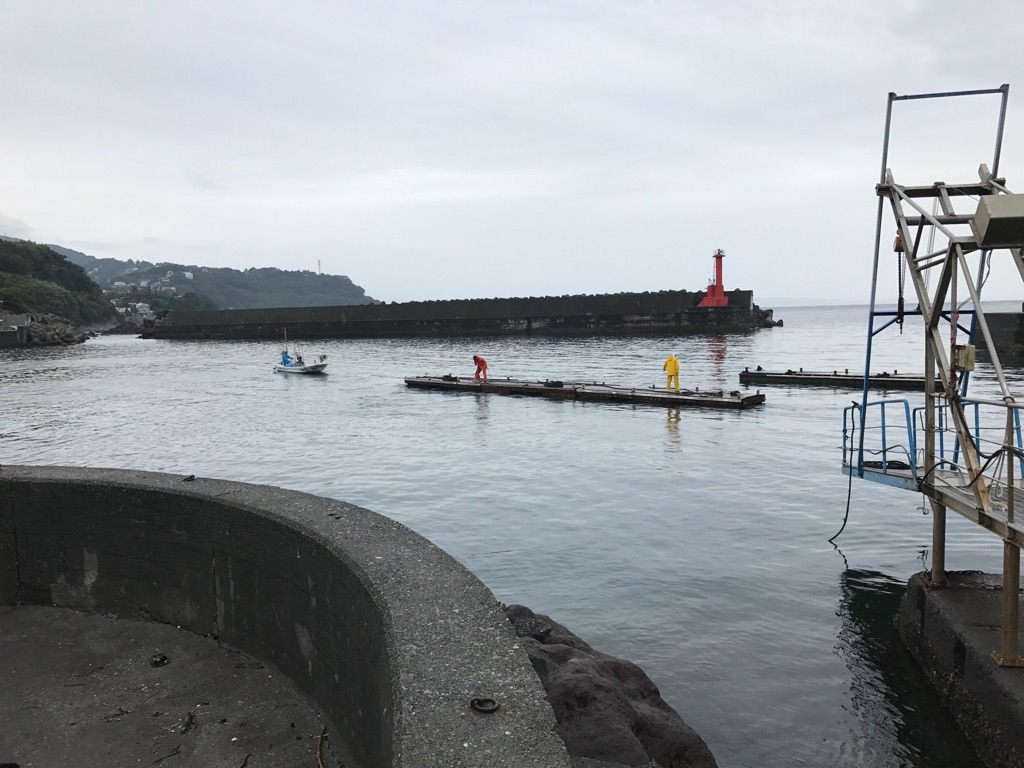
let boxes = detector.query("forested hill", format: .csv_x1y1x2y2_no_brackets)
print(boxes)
50,244,376,309
0,239,115,323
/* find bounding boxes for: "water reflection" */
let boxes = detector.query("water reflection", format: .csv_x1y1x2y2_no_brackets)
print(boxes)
705,335,728,388
475,391,490,423
665,408,681,453
835,568,981,766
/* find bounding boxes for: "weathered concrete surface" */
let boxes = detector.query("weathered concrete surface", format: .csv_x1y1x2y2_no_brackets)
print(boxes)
0,465,574,768
896,571,1024,768
145,289,773,340
1,605,338,767
979,311,1024,364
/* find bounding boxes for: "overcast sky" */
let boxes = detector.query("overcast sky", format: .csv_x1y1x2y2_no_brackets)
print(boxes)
2,2,1023,306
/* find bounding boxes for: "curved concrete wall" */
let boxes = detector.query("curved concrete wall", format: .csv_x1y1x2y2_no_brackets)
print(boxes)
0,466,572,768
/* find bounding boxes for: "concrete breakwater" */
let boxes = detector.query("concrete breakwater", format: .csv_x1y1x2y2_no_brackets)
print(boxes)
144,288,778,340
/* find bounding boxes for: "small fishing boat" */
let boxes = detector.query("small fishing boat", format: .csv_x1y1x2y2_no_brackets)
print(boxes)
273,329,328,374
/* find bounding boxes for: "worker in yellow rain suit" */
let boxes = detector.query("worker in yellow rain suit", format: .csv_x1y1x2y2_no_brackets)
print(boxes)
663,354,680,392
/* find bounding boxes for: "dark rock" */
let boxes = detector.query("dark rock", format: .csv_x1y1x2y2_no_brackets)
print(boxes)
506,604,717,768
23,314,89,346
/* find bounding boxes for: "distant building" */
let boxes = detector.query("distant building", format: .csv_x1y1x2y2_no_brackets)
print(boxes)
183,271,193,280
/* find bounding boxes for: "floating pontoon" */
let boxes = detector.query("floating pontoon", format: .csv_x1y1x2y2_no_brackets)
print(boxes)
405,376,765,410
740,367,925,390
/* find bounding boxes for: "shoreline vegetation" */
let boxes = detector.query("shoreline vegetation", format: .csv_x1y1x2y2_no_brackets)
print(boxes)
0,238,376,346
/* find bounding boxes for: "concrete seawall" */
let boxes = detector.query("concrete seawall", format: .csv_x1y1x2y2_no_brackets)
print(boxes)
0,465,573,768
896,571,1024,768
980,311,1024,362
145,289,775,340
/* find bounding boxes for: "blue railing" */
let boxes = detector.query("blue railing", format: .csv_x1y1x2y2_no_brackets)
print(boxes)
844,397,1024,492
843,398,918,483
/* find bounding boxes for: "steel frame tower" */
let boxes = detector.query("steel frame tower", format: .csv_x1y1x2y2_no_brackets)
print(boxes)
844,84,1024,665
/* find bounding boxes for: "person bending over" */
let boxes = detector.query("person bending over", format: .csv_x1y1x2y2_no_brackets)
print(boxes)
473,355,488,381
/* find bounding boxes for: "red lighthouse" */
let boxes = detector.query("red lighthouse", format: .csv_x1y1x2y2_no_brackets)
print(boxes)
697,248,729,308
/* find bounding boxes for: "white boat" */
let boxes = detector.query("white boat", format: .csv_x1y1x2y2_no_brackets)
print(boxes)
273,329,328,374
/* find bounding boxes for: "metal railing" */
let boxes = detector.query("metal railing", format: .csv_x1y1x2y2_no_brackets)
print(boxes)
843,399,918,482
913,399,1024,502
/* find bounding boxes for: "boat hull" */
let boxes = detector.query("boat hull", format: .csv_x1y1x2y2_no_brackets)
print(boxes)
274,363,327,374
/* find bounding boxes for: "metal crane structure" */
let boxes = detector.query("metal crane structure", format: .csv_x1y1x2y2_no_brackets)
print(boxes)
841,84,1024,665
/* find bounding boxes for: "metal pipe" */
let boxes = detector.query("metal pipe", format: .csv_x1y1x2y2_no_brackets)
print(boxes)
962,84,1010,399
894,188,960,240
931,501,947,586
955,245,1014,401
893,86,1008,102
992,84,1010,176
1000,535,1020,663
860,93,896,475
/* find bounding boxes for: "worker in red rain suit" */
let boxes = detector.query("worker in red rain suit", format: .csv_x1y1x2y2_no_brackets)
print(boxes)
473,355,488,381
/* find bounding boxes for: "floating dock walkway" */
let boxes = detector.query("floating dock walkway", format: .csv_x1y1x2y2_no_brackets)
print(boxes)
405,376,765,410
739,367,925,390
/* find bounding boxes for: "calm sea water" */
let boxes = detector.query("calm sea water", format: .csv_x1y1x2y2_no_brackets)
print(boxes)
4,302,1020,768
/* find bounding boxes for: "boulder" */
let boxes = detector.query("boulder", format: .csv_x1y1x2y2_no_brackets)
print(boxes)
506,604,718,768
24,314,89,346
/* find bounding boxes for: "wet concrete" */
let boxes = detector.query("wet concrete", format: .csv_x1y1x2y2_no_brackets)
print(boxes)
896,571,1024,768
1,606,338,768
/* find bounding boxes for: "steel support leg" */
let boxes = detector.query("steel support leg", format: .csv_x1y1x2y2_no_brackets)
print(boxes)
929,500,947,586
994,542,1023,665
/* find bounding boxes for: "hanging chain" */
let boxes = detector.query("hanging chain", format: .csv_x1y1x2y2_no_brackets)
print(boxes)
895,233,905,334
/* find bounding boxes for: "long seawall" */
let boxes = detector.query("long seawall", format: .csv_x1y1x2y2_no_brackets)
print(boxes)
0,465,573,768
145,288,775,340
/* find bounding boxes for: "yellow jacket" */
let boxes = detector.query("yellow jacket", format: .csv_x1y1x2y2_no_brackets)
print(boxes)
663,355,679,375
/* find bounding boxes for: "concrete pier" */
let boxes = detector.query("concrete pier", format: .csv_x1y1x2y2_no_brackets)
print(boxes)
896,571,1024,768
0,465,574,768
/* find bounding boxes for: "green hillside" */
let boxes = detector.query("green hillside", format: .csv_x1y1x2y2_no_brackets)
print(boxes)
0,240,115,323
52,245,375,309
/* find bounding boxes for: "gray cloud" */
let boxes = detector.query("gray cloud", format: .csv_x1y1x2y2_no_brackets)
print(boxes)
1,1,1023,303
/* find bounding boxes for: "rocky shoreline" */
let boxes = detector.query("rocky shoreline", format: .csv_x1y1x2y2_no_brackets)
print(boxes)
506,604,717,768
19,313,91,346
0,314,140,347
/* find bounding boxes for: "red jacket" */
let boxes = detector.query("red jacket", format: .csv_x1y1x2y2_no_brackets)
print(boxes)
473,356,488,370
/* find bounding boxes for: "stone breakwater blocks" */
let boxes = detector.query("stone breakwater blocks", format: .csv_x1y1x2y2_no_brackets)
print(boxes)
0,465,574,768
896,571,1024,768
